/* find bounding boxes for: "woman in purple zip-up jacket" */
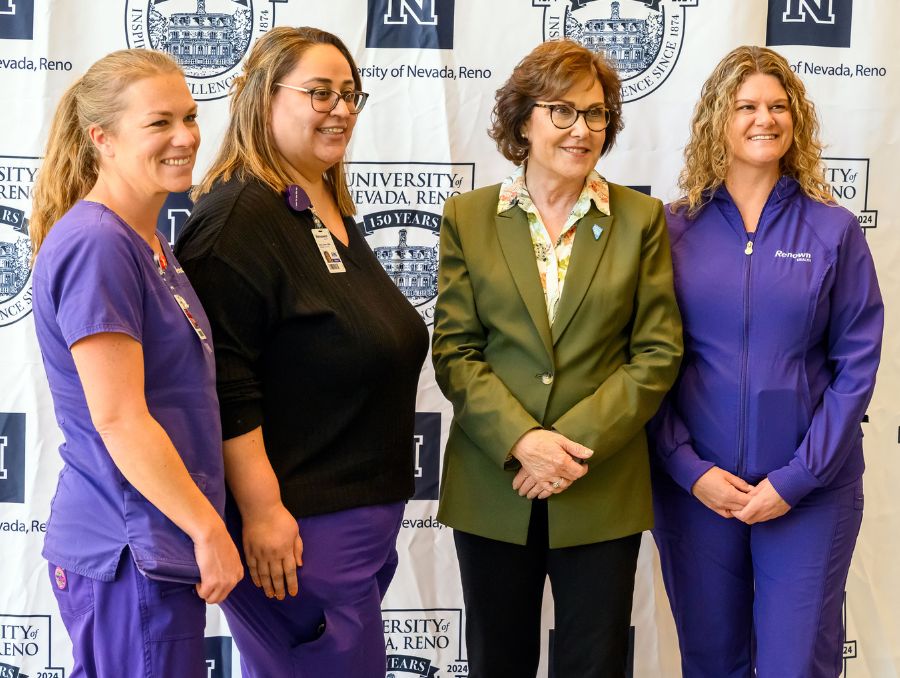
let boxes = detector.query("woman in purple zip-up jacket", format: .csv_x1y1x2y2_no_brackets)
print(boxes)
651,46,883,678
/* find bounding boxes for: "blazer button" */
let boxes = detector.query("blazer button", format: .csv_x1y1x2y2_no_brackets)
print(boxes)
539,372,554,385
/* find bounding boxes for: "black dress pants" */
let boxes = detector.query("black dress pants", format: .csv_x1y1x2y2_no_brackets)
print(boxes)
453,500,641,678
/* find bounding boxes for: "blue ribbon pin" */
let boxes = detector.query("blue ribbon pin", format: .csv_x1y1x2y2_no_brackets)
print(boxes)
592,224,603,240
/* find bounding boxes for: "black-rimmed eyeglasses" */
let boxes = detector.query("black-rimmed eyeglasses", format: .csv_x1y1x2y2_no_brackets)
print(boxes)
275,83,369,114
532,103,611,132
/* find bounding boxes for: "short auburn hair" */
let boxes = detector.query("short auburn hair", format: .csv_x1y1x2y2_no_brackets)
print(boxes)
489,40,623,165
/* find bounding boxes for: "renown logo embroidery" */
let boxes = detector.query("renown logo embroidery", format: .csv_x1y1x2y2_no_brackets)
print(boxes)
775,249,811,262
766,0,852,48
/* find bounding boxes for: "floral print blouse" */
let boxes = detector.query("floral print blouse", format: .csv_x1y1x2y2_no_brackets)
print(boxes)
497,165,610,324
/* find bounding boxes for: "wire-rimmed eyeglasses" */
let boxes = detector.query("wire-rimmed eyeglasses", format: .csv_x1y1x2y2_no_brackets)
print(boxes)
275,83,369,114
532,103,611,132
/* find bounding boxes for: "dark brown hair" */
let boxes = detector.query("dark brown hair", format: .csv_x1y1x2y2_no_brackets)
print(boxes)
489,39,623,165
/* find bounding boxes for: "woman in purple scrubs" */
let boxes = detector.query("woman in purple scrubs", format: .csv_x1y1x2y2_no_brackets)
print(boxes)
30,50,242,677
651,46,883,677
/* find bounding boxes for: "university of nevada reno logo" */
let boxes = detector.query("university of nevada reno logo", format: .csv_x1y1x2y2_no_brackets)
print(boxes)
823,157,878,234
384,608,466,678
766,0,852,48
842,592,857,675
348,162,474,326
0,156,39,328
0,0,35,40
535,0,697,103
0,613,65,678
126,0,280,101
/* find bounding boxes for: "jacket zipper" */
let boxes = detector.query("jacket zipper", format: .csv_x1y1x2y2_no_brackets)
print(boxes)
737,236,753,477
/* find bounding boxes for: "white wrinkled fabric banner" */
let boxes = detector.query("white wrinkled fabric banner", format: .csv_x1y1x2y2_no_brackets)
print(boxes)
1,1,897,676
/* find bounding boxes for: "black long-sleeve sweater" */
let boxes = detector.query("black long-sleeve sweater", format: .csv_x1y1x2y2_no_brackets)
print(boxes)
175,177,428,517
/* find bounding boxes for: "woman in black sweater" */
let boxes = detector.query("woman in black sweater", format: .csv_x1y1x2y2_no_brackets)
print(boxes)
175,27,427,678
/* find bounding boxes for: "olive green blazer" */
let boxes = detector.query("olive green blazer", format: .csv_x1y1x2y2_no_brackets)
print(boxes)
432,181,683,548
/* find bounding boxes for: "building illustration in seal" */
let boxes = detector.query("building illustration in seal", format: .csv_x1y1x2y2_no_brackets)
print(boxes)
148,0,252,76
373,229,438,303
163,0,236,70
0,234,28,300
565,1,663,76
0,242,17,297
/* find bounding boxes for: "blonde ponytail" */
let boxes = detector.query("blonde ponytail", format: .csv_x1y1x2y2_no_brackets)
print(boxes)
30,49,182,259
30,79,96,258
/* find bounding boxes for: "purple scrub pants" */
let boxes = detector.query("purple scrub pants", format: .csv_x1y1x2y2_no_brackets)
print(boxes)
652,473,863,678
221,501,405,678
48,551,207,678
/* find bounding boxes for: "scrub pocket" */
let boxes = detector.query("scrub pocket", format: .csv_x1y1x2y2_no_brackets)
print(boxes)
48,562,94,620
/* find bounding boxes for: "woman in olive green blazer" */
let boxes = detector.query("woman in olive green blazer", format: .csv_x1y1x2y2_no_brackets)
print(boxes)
431,40,683,678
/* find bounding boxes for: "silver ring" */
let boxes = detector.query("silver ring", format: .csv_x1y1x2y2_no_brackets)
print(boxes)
552,480,561,489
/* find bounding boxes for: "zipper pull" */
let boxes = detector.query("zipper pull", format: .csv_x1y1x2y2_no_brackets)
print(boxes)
744,240,753,255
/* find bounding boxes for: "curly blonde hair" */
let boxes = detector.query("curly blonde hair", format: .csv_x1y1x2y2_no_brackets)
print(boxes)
672,45,832,216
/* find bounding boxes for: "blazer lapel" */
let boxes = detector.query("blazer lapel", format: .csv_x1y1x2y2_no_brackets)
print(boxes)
495,208,554,358
551,207,614,344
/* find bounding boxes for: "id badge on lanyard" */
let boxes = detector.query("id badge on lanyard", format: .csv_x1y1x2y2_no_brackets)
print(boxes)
311,224,347,273
286,184,347,274
154,249,213,353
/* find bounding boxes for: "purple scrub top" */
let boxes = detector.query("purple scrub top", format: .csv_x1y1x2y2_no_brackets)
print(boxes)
33,200,224,583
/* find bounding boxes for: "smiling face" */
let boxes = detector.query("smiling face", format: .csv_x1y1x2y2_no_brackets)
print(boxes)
95,72,200,200
521,75,606,189
727,72,794,179
269,44,358,182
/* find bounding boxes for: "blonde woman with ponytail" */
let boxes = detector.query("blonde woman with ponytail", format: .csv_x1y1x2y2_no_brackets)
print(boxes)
175,27,427,678
31,49,242,678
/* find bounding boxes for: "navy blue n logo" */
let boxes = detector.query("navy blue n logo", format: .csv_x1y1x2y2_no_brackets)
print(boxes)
366,0,455,49
0,413,26,504
766,0,851,47
783,0,835,24
384,0,438,25
204,636,233,678
0,0,33,39
0,435,8,480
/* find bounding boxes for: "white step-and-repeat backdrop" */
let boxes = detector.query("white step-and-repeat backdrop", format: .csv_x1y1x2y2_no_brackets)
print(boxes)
1,1,897,676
